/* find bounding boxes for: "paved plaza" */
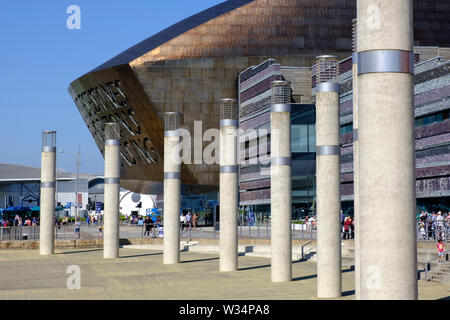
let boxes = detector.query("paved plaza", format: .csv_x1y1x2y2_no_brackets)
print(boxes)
0,248,448,300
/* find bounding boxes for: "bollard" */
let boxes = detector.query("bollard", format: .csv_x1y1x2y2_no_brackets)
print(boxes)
40,131,56,255
270,80,292,282
163,112,182,265
219,98,239,272
358,0,417,299
315,55,342,298
352,17,362,300
103,123,121,259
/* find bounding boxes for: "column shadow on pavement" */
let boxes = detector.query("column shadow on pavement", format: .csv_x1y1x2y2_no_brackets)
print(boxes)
58,249,103,255
238,259,308,271
181,257,219,264
239,264,271,271
292,266,355,282
342,290,355,296
292,274,317,281
120,252,163,259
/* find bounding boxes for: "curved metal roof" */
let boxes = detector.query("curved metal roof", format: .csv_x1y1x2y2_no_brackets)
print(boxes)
91,0,254,73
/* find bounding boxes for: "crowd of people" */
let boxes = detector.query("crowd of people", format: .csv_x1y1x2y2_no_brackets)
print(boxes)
180,212,198,231
303,215,317,231
418,211,449,241
1,215,39,228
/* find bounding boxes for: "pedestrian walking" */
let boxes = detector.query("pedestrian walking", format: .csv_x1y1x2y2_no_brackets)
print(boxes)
144,216,153,236
75,219,81,239
350,216,355,239
180,213,187,231
437,239,445,263
419,223,426,240
186,212,192,231
192,213,198,230
343,216,351,240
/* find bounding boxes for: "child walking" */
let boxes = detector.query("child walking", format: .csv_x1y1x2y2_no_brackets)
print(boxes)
437,239,445,262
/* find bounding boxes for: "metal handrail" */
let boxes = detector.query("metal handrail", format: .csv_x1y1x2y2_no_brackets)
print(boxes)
425,249,450,281
301,241,313,261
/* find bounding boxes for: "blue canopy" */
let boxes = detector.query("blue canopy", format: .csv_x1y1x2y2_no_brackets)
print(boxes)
4,207,31,212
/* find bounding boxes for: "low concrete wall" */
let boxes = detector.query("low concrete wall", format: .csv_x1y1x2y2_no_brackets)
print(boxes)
0,238,161,250
0,238,438,251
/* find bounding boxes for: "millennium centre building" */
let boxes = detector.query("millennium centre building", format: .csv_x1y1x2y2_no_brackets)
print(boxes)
69,0,450,196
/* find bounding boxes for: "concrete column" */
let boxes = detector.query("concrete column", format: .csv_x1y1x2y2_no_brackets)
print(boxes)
352,18,361,300
103,123,121,259
315,56,342,298
163,112,182,265
270,81,292,283
40,131,56,255
358,0,417,299
219,98,238,272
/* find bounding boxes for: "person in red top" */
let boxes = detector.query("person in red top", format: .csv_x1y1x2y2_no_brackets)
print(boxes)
343,216,352,240
437,239,445,263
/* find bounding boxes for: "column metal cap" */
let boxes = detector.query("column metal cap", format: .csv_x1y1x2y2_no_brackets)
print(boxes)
220,98,238,126
105,123,120,140
352,18,357,53
163,112,183,132
42,131,56,150
315,55,339,84
270,80,291,104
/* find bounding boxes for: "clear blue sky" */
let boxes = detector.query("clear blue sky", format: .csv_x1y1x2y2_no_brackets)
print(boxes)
0,0,224,175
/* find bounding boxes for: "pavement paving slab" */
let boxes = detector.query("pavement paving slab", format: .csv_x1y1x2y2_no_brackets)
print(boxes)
0,248,448,300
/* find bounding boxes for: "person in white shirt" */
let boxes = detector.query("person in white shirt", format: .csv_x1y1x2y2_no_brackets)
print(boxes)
180,213,186,231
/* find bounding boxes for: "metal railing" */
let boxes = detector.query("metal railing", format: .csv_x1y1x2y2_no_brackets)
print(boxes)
177,221,318,240
425,249,449,281
3,220,446,243
0,226,40,241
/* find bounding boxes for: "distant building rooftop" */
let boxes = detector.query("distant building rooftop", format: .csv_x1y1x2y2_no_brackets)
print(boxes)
0,163,95,182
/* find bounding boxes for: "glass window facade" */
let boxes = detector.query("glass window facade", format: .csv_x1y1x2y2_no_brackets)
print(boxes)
291,104,316,219
415,110,448,128
340,123,353,135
